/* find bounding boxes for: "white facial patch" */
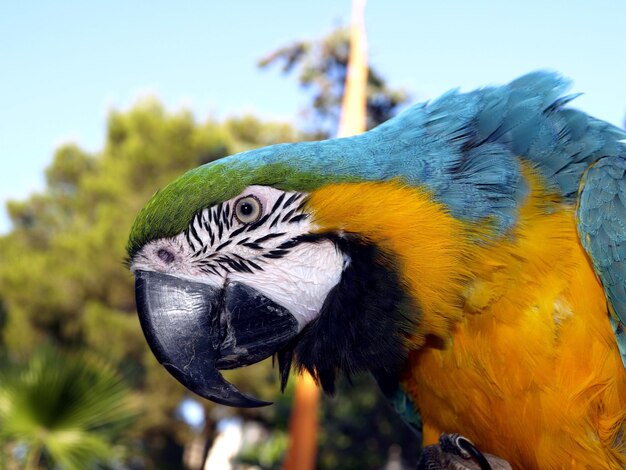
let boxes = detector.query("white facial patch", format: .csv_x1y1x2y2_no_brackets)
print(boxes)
228,240,346,330
131,185,346,330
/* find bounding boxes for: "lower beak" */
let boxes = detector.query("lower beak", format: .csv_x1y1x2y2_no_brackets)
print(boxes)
134,270,299,408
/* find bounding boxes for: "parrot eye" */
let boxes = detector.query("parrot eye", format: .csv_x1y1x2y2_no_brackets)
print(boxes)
234,195,262,224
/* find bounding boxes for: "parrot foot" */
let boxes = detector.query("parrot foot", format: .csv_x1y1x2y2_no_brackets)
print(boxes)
416,433,511,470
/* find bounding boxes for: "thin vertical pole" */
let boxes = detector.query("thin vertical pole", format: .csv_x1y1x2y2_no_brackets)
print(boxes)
338,0,368,138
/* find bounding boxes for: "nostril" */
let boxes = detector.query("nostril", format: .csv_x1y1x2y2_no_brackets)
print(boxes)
157,248,176,264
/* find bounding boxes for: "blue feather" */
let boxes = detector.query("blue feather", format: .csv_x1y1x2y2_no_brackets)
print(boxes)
230,72,622,233
578,157,626,367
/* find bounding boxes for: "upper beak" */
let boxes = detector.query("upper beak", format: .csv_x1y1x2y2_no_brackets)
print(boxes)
134,270,299,408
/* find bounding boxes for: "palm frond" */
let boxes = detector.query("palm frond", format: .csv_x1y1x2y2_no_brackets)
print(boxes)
0,347,136,469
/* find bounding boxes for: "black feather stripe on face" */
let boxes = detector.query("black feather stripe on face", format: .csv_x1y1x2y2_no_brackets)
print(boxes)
179,191,309,277
276,234,420,394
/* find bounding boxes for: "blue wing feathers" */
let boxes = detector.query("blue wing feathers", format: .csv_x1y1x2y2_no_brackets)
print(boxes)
577,157,626,366
223,71,625,233
374,71,625,226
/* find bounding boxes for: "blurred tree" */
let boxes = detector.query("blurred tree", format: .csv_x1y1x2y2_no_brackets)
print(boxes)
259,27,409,138
237,376,421,470
0,295,6,337
0,102,299,468
317,376,420,469
0,348,135,470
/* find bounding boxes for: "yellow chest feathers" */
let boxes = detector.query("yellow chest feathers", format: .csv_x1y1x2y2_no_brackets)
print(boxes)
404,205,626,469
309,176,626,469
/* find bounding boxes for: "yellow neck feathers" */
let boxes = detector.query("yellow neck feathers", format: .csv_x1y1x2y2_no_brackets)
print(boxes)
308,181,471,345
307,168,626,468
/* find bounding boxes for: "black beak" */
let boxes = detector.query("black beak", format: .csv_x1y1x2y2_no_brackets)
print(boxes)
134,270,299,408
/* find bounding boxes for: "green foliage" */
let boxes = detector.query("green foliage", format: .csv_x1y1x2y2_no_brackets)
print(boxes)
259,27,409,137
0,348,135,470
317,376,420,469
233,375,420,470
238,430,289,469
0,101,298,467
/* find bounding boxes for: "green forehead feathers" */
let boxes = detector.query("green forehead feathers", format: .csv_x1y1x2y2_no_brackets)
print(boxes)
127,157,349,258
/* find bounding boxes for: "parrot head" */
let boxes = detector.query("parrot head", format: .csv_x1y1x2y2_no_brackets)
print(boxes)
128,72,557,406
125,132,452,407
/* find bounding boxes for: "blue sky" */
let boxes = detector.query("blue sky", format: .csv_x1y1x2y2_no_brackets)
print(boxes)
1,0,625,233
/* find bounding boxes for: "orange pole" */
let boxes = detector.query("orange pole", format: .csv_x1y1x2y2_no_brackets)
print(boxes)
338,0,368,138
282,2,368,470
282,372,320,470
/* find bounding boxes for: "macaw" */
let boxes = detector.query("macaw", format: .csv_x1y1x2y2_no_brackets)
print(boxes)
127,72,626,469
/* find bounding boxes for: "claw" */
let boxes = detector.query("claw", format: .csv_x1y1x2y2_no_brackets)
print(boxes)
416,433,511,470
439,433,491,470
